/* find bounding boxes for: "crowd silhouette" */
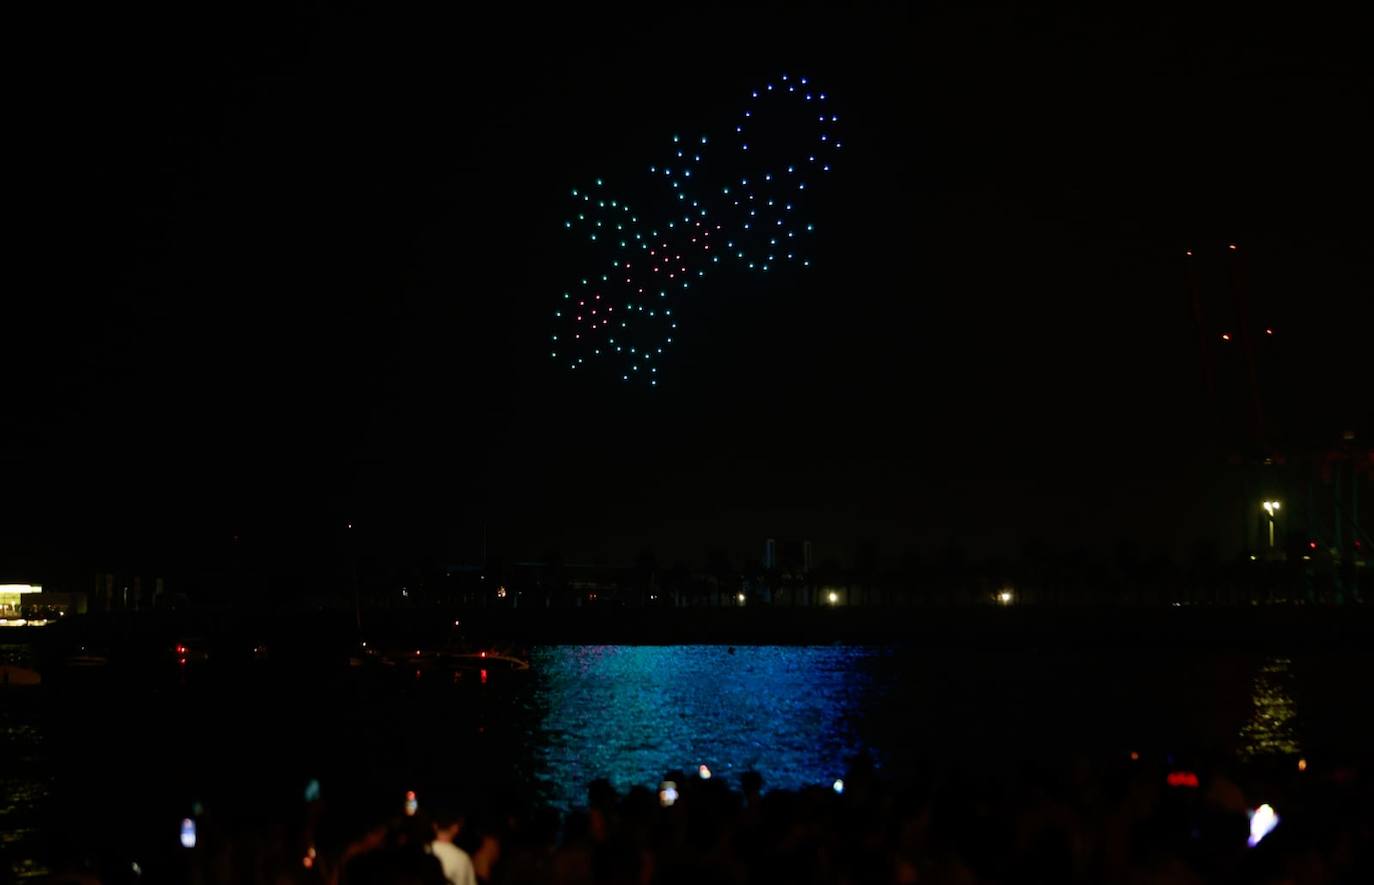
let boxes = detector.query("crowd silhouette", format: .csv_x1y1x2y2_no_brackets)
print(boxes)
43,750,1362,885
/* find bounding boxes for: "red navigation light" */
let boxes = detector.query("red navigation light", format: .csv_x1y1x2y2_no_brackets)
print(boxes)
480,651,487,658
1167,771,1200,788
1310,540,1318,550
1265,328,1273,335
1221,333,1232,341
175,644,187,655
480,669,488,684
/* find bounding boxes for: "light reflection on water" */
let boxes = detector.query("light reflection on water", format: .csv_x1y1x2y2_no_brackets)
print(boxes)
0,706,49,881
7,640,1371,879
1237,656,1302,759
530,645,877,807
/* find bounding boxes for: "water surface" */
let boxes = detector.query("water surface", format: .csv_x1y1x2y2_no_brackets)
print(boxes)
531,645,873,806
5,640,1374,880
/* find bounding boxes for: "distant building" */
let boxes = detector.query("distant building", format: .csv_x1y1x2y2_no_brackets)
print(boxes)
89,573,165,611
763,538,813,574
0,584,41,623
25,591,87,622
0,583,84,626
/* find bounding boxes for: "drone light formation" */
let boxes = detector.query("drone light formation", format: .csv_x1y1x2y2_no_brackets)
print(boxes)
552,74,840,385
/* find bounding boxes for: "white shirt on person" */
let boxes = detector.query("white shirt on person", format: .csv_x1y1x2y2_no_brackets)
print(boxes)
428,840,477,885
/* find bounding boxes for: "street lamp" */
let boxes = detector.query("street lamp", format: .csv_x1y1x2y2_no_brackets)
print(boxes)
1261,500,1281,549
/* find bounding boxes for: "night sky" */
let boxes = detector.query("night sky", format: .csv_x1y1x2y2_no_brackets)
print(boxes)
7,2,1371,583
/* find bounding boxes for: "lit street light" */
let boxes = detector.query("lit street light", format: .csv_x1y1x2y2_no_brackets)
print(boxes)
1261,500,1281,549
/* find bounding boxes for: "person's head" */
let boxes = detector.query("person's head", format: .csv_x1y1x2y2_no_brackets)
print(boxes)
457,811,503,878
471,831,501,881
430,806,464,844
588,777,618,811
330,788,397,859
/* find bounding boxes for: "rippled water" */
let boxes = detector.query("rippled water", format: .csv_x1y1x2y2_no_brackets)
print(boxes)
1237,657,1302,759
531,645,874,806
1,644,49,880
4,641,1374,880
0,717,49,881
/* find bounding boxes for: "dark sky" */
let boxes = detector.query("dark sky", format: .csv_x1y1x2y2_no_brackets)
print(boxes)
7,2,1372,580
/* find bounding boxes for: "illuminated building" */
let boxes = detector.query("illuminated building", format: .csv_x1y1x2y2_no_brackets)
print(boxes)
0,584,42,626
0,584,87,626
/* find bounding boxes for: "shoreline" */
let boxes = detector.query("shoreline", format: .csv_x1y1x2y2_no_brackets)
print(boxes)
11,605,1374,653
